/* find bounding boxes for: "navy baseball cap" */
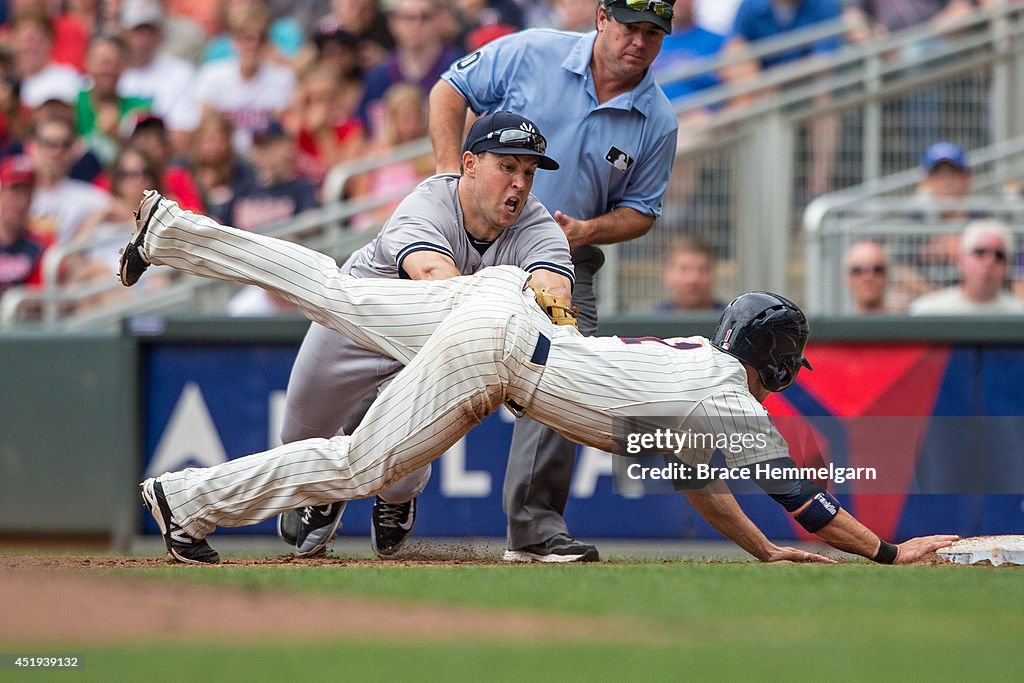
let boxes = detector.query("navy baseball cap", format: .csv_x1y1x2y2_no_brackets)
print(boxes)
463,112,559,170
603,0,675,35
923,141,969,173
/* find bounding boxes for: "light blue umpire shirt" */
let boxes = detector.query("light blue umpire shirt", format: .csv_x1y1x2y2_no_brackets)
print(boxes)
441,29,678,226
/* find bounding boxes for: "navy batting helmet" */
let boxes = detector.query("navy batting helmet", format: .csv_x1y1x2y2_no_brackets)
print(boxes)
711,292,812,392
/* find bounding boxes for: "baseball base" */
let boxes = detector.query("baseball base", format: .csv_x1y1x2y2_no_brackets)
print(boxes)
936,535,1024,566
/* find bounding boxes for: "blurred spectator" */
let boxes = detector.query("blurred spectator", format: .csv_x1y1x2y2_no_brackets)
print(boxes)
652,0,727,106
122,114,204,212
0,54,26,149
10,10,82,109
452,0,524,51
228,120,319,232
79,145,161,239
349,84,432,228
357,0,462,138
51,0,95,71
843,0,973,44
194,4,296,153
548,0,600,32
0,91,104,183
202,0,304,66
290,65,365,188
0,154,45,295
26,116,110,244
845,239,891,314
910,219,1023,314
694,0,743,36
76,35,150,167
64,145,161,286
314,0,394,70
917,141,972,205
653,235,725,312
722,0,842,197
0,0,90,72
118,0,201,153
910,141,974,289
188,110,254,223
309,27,363,85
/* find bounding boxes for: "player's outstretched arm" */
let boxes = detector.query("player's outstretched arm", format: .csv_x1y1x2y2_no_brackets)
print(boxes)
810,508,958,564
685,479,834,563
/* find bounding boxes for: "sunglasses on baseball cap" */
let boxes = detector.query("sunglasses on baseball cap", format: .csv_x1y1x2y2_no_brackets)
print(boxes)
464,112,559,170
603,0,675,34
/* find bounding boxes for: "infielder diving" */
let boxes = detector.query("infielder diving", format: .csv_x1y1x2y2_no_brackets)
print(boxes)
121,191,957,565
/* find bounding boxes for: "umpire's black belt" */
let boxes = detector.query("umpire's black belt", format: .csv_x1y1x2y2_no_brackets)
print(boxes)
505,332,549,416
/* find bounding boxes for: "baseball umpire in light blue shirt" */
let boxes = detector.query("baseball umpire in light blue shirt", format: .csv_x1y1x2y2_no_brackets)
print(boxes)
428,0,679,562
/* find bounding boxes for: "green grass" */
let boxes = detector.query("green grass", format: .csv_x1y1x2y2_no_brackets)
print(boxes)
11,560,1024,680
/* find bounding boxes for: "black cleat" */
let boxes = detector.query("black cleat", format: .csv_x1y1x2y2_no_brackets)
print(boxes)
140,478,220,565
371,497,416,557
503,533,600,563
119,189,163,286
289,503,345,557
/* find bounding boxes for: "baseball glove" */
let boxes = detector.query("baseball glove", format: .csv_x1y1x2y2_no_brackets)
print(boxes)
530,285,579,329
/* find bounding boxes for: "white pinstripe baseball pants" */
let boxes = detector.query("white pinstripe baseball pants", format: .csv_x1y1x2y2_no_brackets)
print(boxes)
141,200,551,538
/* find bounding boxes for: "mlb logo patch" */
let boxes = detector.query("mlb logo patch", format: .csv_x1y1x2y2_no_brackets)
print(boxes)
605,147,634,172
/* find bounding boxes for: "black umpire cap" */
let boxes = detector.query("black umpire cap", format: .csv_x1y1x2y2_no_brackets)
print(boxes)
463,112,560,170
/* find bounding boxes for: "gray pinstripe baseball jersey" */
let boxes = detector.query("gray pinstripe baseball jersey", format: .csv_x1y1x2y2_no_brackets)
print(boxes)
139,199,788,539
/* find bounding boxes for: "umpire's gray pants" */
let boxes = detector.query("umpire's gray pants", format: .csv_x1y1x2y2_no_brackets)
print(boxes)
502,249,601,548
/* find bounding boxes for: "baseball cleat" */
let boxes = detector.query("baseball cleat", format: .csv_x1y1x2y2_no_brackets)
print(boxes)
371,497,416,557
502,533,600,563
291,502,345,557
119,189,163,286
277,509,300,546
140,478,220,564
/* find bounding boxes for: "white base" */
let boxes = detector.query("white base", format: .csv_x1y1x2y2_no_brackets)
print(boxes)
936,535,1024,566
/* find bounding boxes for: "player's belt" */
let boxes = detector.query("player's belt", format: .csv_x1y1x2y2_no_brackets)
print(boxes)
505,332,550,417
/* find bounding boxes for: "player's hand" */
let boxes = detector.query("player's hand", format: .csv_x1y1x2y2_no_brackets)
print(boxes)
764,545,836,564
554,211,591,250
893,535,960,564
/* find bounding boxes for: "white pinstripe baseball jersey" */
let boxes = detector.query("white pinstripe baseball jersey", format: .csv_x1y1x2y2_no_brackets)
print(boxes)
138,199,790,539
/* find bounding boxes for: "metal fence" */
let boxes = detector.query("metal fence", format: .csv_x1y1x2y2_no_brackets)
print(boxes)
6,4,1024,328
602,3,1024,313
803,135,1024,314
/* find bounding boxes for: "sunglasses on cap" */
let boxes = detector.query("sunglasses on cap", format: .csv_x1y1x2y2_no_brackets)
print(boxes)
472,127,549,155
848,264,886,276
970,247,1007,262
622,0,674,20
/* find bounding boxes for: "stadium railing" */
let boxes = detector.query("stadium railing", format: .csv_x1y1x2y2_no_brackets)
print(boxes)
4,4,1024,329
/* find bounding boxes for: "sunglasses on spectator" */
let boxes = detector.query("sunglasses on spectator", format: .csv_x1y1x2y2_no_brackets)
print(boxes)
392,11,436,22
472,128,549,155
623,0,675,20
235,32,267,44
970,247,1007,262
116,167,149,178
848,264,886,276
37,136,72,150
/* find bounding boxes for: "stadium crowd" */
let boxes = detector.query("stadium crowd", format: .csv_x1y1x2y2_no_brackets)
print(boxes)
1,0,1022,317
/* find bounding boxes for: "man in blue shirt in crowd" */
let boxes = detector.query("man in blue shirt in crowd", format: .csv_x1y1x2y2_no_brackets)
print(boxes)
426,0,679,562
652,0,727,104
723,0,842,196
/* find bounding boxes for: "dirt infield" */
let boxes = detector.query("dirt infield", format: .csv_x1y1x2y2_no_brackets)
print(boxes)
0,555,647,646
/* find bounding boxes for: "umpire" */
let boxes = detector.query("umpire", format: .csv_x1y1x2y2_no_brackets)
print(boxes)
429,0,679,561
